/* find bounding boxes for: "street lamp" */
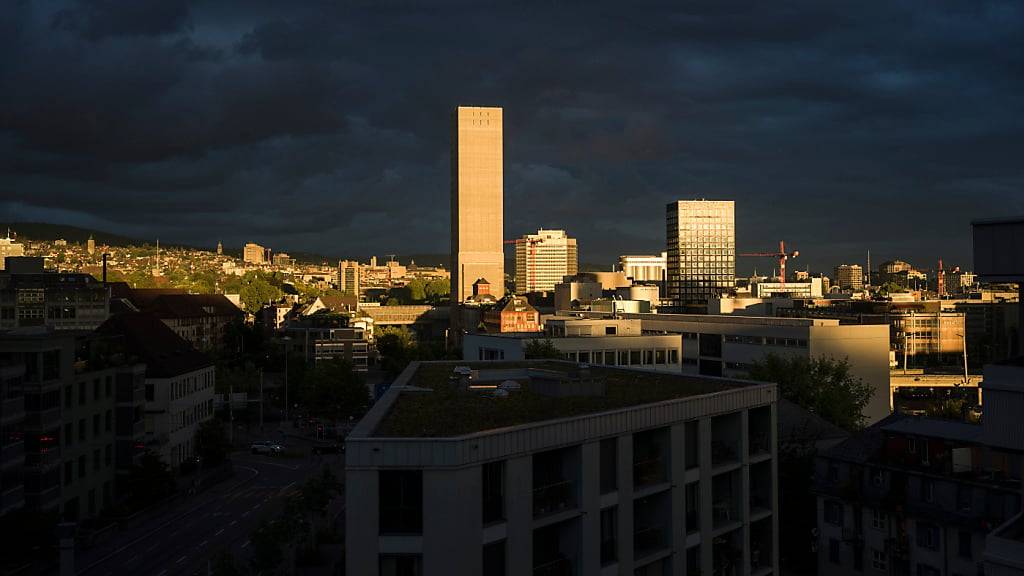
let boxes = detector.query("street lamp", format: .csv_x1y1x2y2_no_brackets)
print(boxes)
282,335,292,423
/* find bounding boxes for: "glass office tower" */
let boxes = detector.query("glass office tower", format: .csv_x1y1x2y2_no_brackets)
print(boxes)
666,200,735,308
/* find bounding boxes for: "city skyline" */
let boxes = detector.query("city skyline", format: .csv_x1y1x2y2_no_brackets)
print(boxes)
4,3,1024,273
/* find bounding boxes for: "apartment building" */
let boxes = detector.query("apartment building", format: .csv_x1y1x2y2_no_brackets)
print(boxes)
834,265,865,291
0,362,25,516
99,313,214,467
283,317,371,371
338,260,361,298
111,286,244,354
514,229,579,294
346,360,778,576
577,311,891,424
463,317,684,374
243,242,266,264
482,295,541,334
0,330,145,522
0,257,109,331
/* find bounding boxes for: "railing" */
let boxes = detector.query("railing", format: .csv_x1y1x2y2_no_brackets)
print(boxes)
533,480,575,517
533,557,573,576
634,525,668,557
633,457,667,487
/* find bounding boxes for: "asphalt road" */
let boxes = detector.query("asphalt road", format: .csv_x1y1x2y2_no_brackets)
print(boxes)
77,447,343,576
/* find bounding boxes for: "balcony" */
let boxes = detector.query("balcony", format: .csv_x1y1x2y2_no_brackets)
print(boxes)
533,557,573,576
633,457,667,488
1,395,25,424
1,440,24,469
634,524,669,559
711,440,739,468
533,480,576,518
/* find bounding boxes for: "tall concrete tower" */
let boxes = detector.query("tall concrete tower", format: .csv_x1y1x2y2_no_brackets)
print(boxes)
450,106,505,303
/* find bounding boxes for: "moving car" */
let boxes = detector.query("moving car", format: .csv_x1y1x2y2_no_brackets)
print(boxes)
250,441,284,455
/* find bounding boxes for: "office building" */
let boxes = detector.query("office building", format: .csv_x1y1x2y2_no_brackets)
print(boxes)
346,360,778,576
451,106,505,304
338,260,361,298
0,235,25,270
0,257,109,331
99,313,215,467
514,229,578,294
834,265,864,291
0,362,26,516
578,311,891,423
666,200,735,308
243,242,266,264
272,252,293,267
618,253,667,284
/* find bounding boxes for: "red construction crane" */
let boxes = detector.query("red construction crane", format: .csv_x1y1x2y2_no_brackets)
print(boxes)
739,240,799,287
504,238,542,290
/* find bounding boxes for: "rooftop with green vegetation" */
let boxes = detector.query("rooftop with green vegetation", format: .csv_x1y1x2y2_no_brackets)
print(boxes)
373,360,734,438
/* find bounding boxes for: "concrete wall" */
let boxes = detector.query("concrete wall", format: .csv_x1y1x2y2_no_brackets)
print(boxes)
809,324,891,424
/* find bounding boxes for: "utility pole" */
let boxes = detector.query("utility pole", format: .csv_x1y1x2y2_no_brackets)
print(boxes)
259,369,264,430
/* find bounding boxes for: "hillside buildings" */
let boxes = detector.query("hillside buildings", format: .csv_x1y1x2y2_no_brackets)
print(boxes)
666,200,735,309
451,106,505,304
0,234,25,270
346,360,778,576
514,229,578,294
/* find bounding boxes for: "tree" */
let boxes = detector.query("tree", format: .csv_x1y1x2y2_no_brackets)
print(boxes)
239,272,282,313
196,420,230,466
424,279,450,303
128,450,176,507
525,339,562,359
748,353,874,431
376,326,418,374
299,359,370,421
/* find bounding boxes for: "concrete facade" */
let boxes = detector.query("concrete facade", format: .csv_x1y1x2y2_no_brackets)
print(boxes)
451,106,505,304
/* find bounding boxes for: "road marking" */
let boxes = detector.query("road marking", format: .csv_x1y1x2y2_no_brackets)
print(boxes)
215,528,225,536
176,556,187,564
199,540,208,547
146,544,158,553
229,520,237,526
156,570,168,576
241,540,250,549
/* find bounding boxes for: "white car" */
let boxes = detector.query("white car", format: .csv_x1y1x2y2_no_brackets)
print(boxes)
250,441,283,455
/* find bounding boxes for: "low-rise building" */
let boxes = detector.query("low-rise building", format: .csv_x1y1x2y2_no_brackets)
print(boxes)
346,360,778,576
283,316,371,371
482,295,541,333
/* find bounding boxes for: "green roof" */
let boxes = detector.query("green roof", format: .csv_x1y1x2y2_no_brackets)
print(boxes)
374,361,729,438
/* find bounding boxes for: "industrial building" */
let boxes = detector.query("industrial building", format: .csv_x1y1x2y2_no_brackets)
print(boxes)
618,253,667,285
346,360,778,576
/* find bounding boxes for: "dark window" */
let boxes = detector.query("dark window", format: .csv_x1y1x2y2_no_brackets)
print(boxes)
958,531,972,559
633,428,668,487
105,410,111,432
93,379,100,400
379,554,421,576
64,422,73,446
64,385,72,408
78,455,86,479
379,471,422,534
78,383,85,405
825,500,844,526
686,482,700,532
93,414,100,436
600,507,617,565
854,543,864,572
482,461,505,524
79,419,86,441
829,539,841,564
64,461,73,485
145,384,154,402
605,326,616,335
93,449,100,471
698,334,722,357
916,521,938,549
685,420,699,469
600,438,617,494
482,541,505,576
917,564,939,576
105,376,112,398
921,478,934,503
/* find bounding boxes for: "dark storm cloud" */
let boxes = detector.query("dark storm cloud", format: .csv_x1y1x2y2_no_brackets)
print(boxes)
2,0,1023,271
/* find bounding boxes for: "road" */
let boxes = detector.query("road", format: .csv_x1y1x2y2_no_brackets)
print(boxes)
77,446,343,576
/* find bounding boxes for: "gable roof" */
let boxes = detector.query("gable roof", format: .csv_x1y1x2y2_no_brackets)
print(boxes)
97,312,213,378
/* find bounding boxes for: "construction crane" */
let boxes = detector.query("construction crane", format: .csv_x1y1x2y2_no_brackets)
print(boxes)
739,240,799,287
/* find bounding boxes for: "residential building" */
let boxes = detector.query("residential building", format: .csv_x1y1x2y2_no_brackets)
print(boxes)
514,229,578,294
283,315,371,371
577,311,892,423
666,200,736,309
482,295,541,334
272,252,293,267
464,317,683,373
0,362,26,516
346,360,778,576
450,106,505,304
0,257,109,331
877,260,913,286
99,313,214,467
834,265,864,291
972,216,1024,356
0,330,145,521
338,259,361,298
618,253,667,285
111,286,243,354
0,234,25,270
243,242,266,265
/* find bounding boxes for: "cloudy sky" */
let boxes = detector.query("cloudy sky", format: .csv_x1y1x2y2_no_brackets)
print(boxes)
3,0,1023,274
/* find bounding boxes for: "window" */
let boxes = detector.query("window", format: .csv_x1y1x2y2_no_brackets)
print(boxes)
93,449,100,471
105,410,111,432
93,379,100,400
605,326,616,335
829,539,841,564
872,549,887,571
908,438,917,454
78,383,86,405
105,444,111,467
685,420,699,469
93,414,100,436
957,531,972,559
600,438,617,494
685,482,700,532
828,463,840,483
78,455,86,479
64,385,72,408
482,541,505,576
64,461,73,485
379,471,422,534
64,422,73,446
916,521,938,550
871,509,888,531
825,500,844,526
79,419,86,441
600,507,618,565
482,461,505,524
921,440,929,464
379,554,421,576
921,478,934,503
105,376,111,398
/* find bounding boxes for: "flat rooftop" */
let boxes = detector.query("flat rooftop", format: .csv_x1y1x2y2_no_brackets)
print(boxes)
370,360,737,438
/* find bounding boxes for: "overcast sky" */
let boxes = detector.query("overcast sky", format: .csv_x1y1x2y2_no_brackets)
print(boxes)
3,1,1023,274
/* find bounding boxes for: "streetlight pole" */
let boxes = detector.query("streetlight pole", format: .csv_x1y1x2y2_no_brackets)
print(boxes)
282,336,291,424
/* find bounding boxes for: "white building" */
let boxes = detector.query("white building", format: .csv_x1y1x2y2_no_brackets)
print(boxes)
554,278,603,312
618,253,666,284
515,229,579,294
578,311,892,424
346,360,778,576
464,317,683,373
0,234,25,270
750,278,823,299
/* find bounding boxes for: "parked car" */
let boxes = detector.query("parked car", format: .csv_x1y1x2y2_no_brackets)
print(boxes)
250,441,284,455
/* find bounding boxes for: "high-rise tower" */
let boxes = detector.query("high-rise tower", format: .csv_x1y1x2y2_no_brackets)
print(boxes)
450,106,505,303
666,200,735,308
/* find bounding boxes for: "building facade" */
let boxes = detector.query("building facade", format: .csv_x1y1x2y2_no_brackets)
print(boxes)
666,200,736,308
451,106,505,304
338,260,361,298
243,242,266,265
347,360,778,576
0,258,110,331
834,265,865,291
514,229,578,294
618,253,667,284
0,235,25,270
482,295,541,334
